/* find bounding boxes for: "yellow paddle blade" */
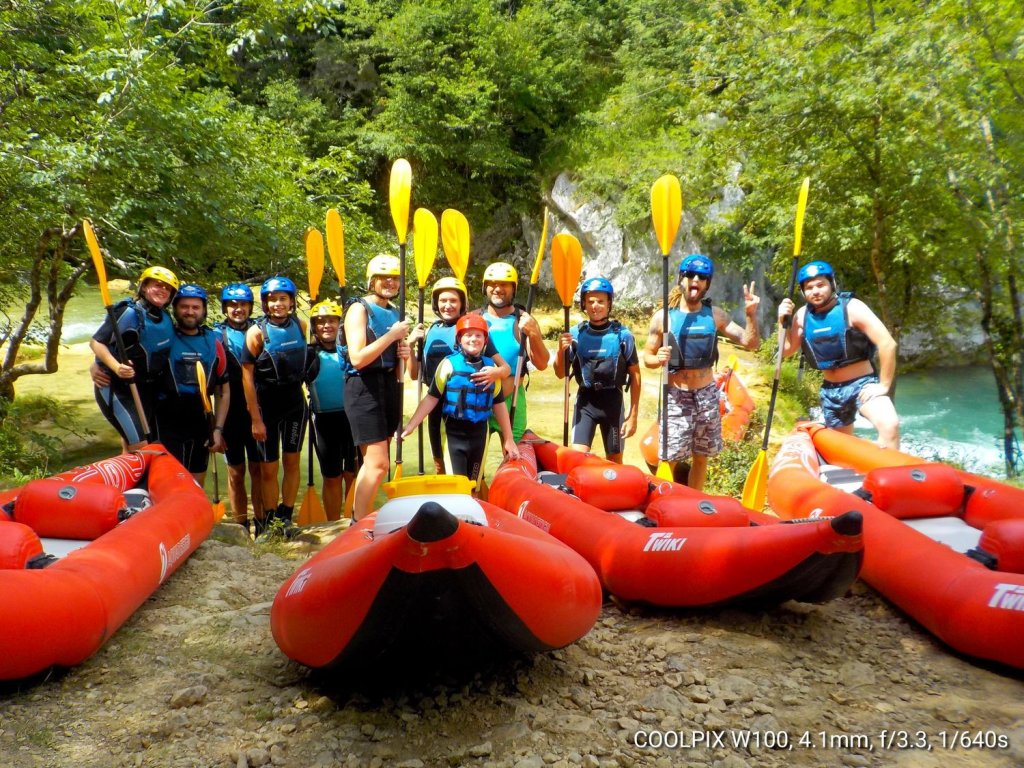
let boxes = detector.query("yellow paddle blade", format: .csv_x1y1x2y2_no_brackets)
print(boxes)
440,208,470,281
725,353,739,372
195,361,213,415
741,449,769,511
326,208,346,288
299,485,326,526
794,177,810,257
82,219,113,308
650,174,683,256
413,208,439,288
393,462,404,482
656,461,674,482
304,227,325,302
389,158,413,245
550,233,583,307
529,207,550,284
212,499,226,523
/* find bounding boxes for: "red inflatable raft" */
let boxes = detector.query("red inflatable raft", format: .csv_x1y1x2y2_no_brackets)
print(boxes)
767,423,1024,669
1,447,214,680
270,475,602,672
486,435,863,608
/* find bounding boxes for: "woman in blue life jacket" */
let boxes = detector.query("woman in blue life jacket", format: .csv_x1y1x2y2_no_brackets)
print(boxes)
90,265,179,451
401,314,519,481
305,300,356,521
213,283,263,534
553,277,641,463
407,276,510,473
778,260,899,449
155,284,230,484
241,277,308,536
343,255,411,521
643,254,761,491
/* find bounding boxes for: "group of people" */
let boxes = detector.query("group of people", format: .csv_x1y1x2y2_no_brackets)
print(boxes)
90,250,900,532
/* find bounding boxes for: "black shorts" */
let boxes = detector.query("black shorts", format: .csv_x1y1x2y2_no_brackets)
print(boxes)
95,382,154,445
443,418,489,480
572,387,625,455
312,410,357,477
427,407,443,459
222,383,261,466
254,384,307,462
344,370,401,446
155,395,210,473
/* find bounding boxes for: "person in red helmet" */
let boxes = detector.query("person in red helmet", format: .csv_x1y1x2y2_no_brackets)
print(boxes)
401,313,518,483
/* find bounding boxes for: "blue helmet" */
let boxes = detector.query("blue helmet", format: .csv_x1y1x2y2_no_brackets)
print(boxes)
579,276,614,310
679,254,714,280
220,283,254,306
173,283,208,306
260,276,297,301
797,260,834,288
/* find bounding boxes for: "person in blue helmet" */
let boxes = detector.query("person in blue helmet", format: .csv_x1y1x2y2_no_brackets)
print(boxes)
213,283,263,535
153,283,230,483
643,254,761,490
553,276,641,462
778,260,899,449
241,276,308,535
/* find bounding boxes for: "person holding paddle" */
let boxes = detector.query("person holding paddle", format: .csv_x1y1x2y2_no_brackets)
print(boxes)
89,265,179,451
475,262,550,442
407,277,510,473
241,276,308,536
777,260,899,449
213,283,263,535
553,277,641,463
305,300,356,521
342,255,411,520
643,254,761,490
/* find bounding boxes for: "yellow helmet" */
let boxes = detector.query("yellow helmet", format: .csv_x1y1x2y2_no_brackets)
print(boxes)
431,276,468,315
310,300,343,319
482,262,518,287
139,266,180,292
366,254,401,289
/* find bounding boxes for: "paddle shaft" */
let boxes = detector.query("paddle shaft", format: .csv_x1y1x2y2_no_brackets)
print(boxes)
417,286,426,474
395,243,407,472
760,254,800,452
106,305,153,440
508,282,538,427
660,254,670,463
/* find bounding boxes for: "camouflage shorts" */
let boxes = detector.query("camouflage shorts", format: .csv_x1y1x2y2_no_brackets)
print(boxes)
660,382,723,462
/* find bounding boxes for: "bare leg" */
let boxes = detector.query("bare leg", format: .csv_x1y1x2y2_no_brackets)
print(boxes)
280,451,301,508
353,441,390,521
227,463,248,525
322,475,342,521
688,454,709,491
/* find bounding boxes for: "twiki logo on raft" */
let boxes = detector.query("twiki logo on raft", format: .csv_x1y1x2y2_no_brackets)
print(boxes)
643,532,687,552
989,583,1024,611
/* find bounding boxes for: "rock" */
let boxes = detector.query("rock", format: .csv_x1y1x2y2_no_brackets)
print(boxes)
168,685,208,708
470,741,494,758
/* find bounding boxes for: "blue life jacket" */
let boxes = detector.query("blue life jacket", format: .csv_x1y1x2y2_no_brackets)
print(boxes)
215,320,251,384
105,299,175,383
343,298,399,376
253,316,307,386
571,320,632,390
667,299,718,371
422,321,458,384
801,292,876,371
309,345,346,413
440,352,496,424
479,306,522,374
166,327,219,397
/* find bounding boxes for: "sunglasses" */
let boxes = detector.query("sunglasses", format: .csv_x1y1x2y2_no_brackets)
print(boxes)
682,271,709,281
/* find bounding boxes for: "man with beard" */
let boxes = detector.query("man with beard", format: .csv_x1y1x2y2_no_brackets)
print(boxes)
643,254,760,491
154,283,229,484
474,262,549,442
778,260,899,448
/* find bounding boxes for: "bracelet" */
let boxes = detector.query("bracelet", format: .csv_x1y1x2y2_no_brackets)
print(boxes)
213,426,224,432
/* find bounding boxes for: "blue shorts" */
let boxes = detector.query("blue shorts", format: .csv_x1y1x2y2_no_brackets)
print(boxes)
820,374,878,428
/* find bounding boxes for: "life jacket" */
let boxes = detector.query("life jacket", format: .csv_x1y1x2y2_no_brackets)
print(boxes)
166,327,220,397
439,352,496,424
570,320,631,390
253,316,307,386
104,299,175,384
215,320,252,384
801,292,876,371
667,299,718,371
422,321,458,384
342,298,399,376
477,305,524,374
308,345,346,413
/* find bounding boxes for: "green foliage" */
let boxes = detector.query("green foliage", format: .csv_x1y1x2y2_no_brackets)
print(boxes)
0,395,89,485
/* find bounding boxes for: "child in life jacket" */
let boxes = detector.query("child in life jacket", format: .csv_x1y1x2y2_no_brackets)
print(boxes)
400,314,519,482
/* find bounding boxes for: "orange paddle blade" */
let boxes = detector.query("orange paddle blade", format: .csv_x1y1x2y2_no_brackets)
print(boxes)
741,450,769,511
304,227,325,302
326,208,346,288
82,219,113,308
550,233,583,307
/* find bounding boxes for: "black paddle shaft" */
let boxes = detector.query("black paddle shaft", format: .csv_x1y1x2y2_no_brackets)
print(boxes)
508,281,539,427
660,255,670,462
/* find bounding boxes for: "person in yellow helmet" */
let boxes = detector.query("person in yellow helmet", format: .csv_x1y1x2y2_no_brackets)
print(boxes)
305,300,355,521
342,255,411,520
89,266,179,451
407,276,509,473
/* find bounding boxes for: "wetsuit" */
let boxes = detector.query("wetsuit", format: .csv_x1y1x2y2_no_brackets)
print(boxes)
242,316,307,462
215,319,261,467
568,320,638,455
307,342,356,477
343,298,401,446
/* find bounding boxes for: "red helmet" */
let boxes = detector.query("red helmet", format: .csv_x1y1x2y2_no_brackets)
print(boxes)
455,313,489,343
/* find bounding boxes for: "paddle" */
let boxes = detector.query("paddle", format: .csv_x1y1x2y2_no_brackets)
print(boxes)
195,361,226,522
551,233,583,447
326,208,346,302
299,227,327,526
82,219,153,442
413,208,439,474
440,209,470,281
389,158,413,481
742,177,811,511
508,207,549,429
650,175,683,481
